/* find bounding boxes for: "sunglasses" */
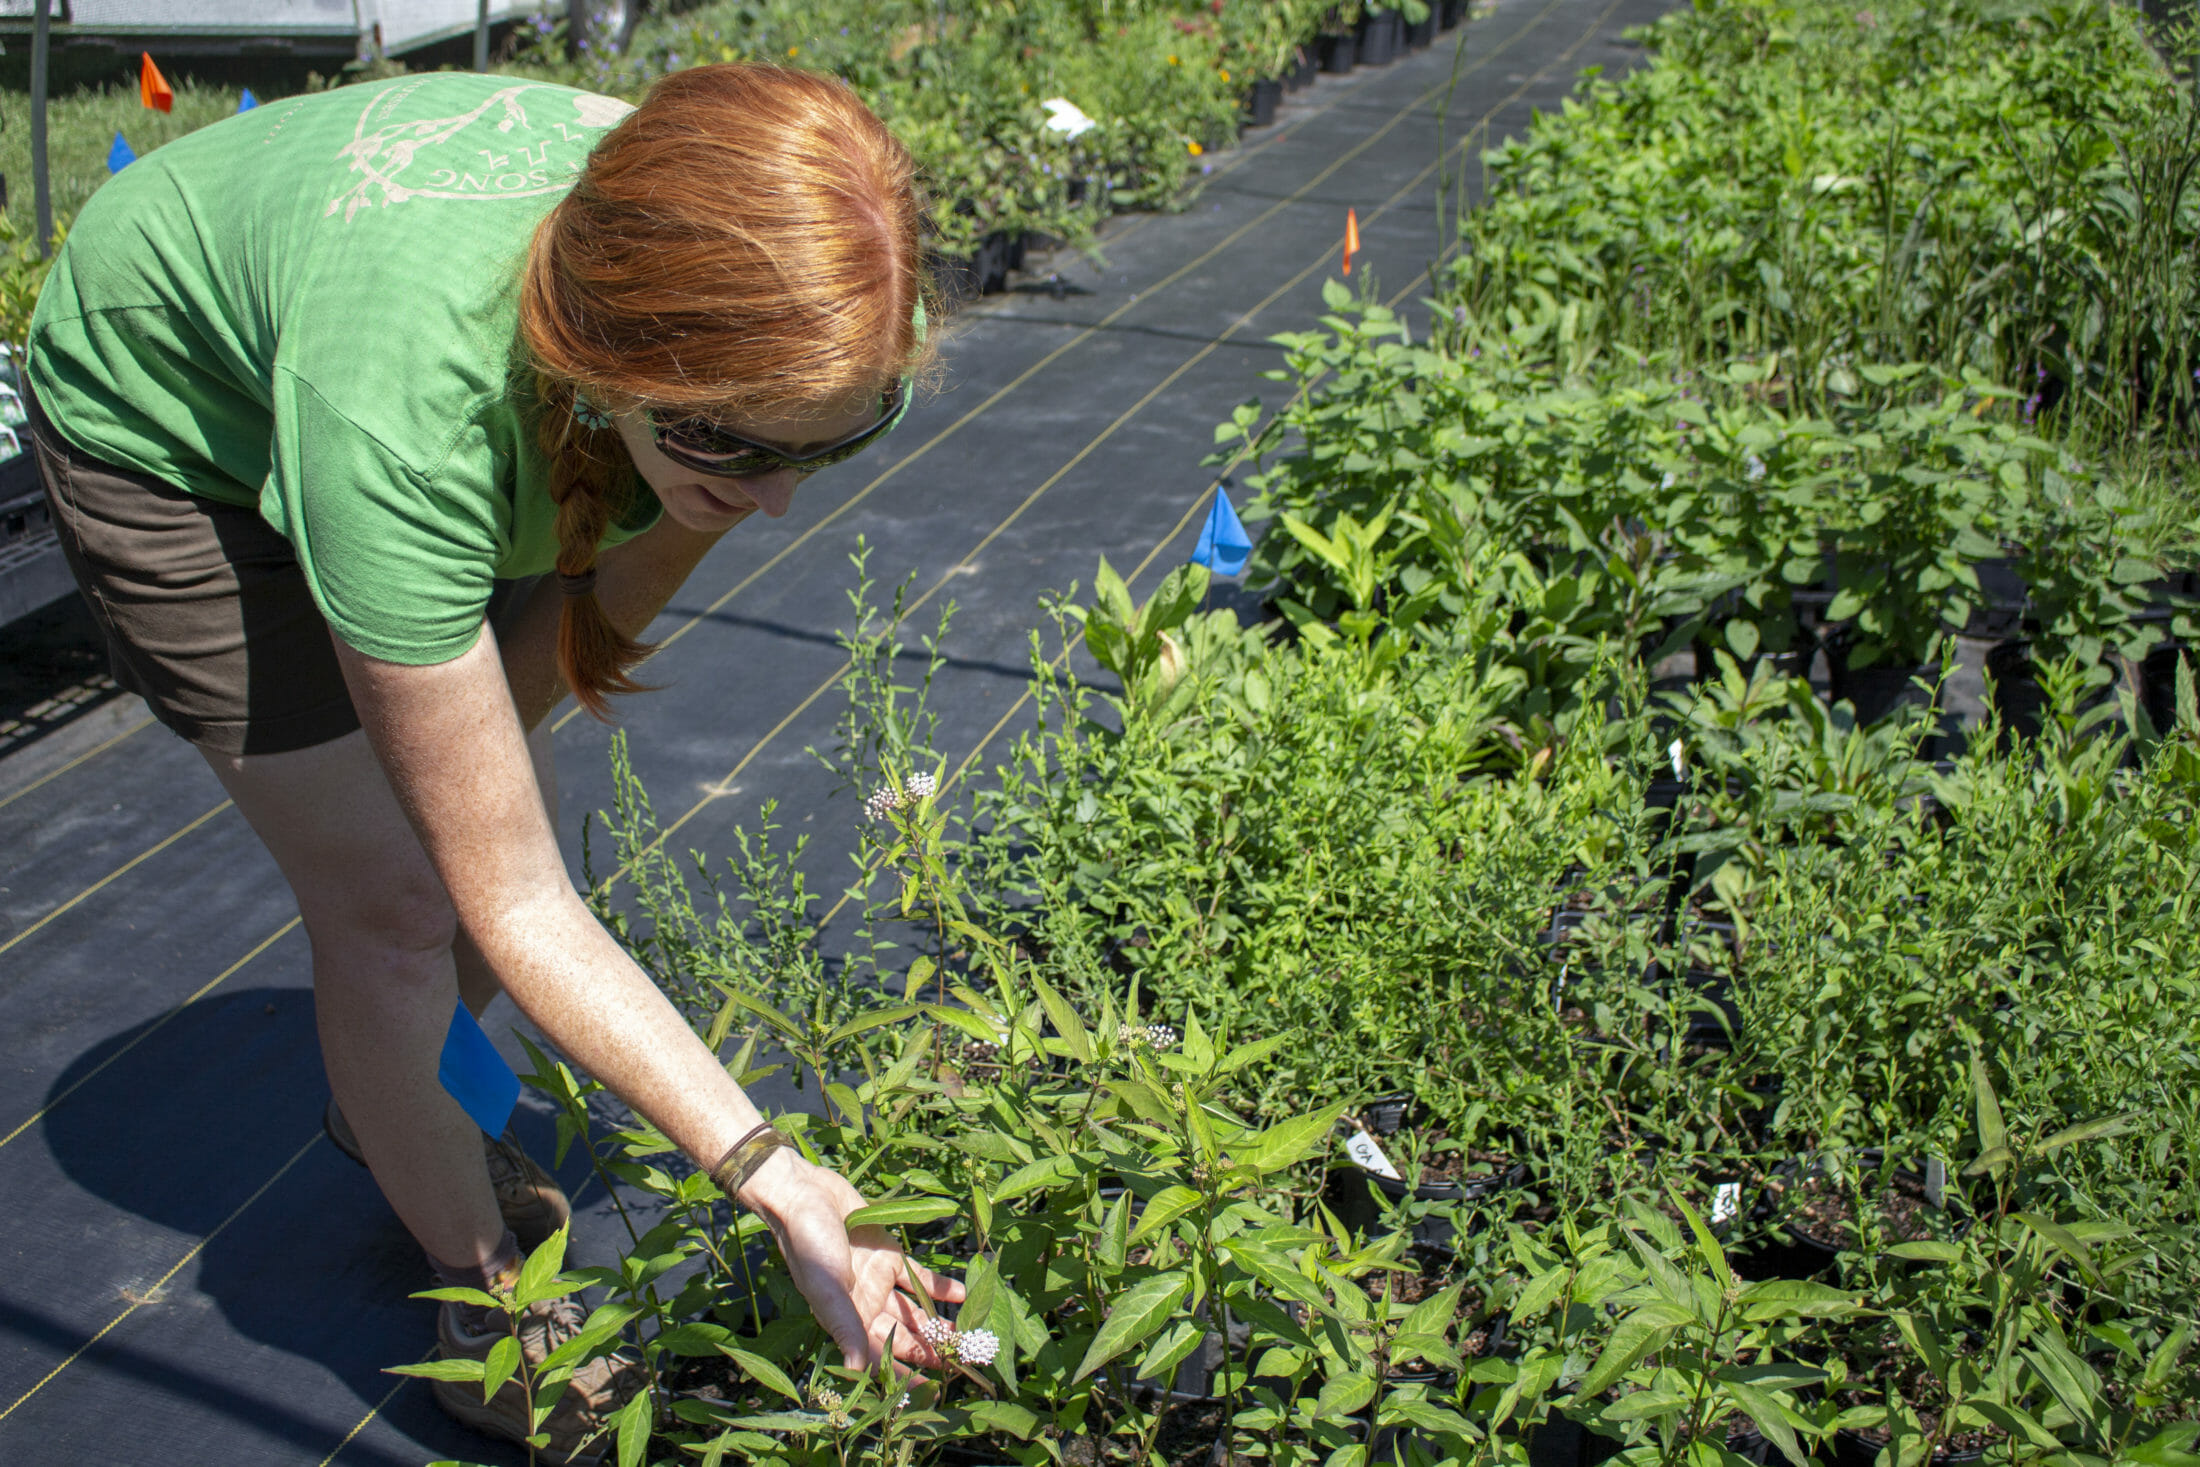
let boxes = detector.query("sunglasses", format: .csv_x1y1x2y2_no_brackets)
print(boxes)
649,379,910,479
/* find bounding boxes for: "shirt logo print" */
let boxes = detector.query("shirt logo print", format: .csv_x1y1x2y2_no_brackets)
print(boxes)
328,83,632,223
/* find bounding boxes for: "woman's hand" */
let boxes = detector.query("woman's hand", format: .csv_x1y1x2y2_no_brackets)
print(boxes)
741,1147,966,1371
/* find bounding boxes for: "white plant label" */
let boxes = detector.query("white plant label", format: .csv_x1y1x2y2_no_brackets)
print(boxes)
1711,1181,1742,1225
1925,1156,1947,1209
1347,1130,1402,1180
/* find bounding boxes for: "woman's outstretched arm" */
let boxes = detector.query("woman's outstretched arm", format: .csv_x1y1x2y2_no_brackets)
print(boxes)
334,627,961,1367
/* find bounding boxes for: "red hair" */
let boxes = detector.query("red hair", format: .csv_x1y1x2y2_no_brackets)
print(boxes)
519,64,932,718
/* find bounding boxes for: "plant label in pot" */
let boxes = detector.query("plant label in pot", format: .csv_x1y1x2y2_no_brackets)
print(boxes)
1347,1126,1403,1179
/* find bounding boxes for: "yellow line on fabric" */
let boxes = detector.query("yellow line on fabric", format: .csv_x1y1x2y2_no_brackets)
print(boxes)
0,715,156,814
0,1132,320,1425
0,798,232,959
547,7,1554,737
0,918,302,1155
314,1359,424,1467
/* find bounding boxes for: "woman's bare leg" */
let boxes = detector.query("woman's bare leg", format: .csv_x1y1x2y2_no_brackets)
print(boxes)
200,728,506,1271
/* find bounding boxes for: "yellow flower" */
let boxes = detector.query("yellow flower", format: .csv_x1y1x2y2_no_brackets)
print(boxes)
787,44,799,56
1188,140,1203,155
1168,53,1180,64
1220,69,1231,81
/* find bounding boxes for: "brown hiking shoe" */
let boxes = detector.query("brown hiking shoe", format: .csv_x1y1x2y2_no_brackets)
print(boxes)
324,1099,573,1252
433,1292,644,1465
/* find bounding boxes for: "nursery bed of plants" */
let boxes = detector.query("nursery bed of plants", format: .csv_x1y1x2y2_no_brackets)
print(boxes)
0,3,1691,1461
477,0,2200,1464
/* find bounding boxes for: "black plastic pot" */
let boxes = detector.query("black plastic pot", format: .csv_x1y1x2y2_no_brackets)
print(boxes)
1824,633,1938,727
1647,964,1741,1050
1834,1427,1992,1467
1322,1096,1528,1250
1402,9,1438,46
1319,30,1357,71
1520,1416,1627,1467
1984,638,2119,742
1440,0,1469,25
1735,1149,1950,1283
1357,8,1401,63
1963,557,2029,640
1244,78,1283,127
1984,639,2047,740
1284,45,1318,88
2142,640,2192,734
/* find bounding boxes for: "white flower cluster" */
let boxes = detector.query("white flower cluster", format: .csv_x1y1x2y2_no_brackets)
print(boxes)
862,770,939,823
1745,454,1768,482
1117,1022,1180,1052
917,1315,1000,1366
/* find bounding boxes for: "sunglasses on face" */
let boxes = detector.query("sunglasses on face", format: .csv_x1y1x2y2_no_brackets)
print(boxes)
649,380,910,480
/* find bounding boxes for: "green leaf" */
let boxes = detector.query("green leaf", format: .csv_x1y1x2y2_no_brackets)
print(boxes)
1239,1104,1348,1175
1972,1054,2006,1157
1725,1378,1806,1467
1576,1301,1694,1397
824,1004,923,1050
1316,1370,1378,1418
845,1196,961,1229
992,1152,1081,1203
1131,1185,1205,1242
968,1400,1042,1440
1881,1241,1960,1263
481,1335,521,1404
387,1358,490,1383
512,1224,571,1308
2120,1424,2200,1467
2036,1114,2137,1155
614,1386,652,1467
717,1346,802,1402
1031,973,1093,1065
1220,1034,1289,1074
1072,1273,1191,1382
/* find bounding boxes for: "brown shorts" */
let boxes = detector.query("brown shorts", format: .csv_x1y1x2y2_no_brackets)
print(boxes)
28,386,537,756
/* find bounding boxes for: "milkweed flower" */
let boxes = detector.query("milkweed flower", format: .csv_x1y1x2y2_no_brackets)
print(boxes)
863,770,939,823
918,1317,1001,1367
1117,1022,1179,1052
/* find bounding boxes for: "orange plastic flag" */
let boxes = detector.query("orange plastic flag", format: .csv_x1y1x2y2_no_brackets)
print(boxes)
139,52,173,113
1342,207,1360,276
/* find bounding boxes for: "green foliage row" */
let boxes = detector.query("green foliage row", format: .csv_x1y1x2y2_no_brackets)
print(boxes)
503,543,2200,1465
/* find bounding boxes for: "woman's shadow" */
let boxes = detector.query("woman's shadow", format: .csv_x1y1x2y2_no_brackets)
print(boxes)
34,982,613,1466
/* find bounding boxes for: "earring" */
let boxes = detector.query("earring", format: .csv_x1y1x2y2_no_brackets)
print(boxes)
573,396,613,431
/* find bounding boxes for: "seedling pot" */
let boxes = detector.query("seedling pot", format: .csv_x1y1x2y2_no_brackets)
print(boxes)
1440,0,1470,25
1403,9,1439,46
1285,45,1318,87
1244,78,1283,127
1322,1095,1528,1249
1319,31,1358,71
1824,633,1937,727
1357,9,1401,64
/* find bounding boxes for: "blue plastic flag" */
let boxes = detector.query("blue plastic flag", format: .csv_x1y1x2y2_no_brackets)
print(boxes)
238,88,259,112
437,1000,520,1137
1189,486,1252,577
106,133,136,173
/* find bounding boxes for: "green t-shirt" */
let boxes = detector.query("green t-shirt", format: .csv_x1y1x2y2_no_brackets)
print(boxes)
28,72,661,664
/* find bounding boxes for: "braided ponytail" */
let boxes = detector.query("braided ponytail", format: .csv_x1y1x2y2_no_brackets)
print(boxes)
517,63,933,720
535,379,653,719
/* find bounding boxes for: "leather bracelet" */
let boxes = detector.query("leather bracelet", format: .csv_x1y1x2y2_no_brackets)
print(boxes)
709,1121,790,1203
